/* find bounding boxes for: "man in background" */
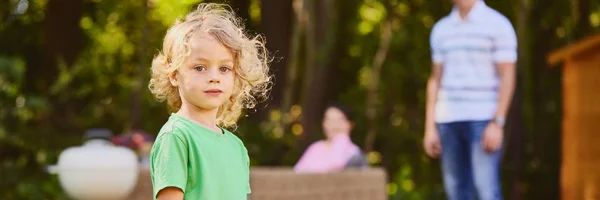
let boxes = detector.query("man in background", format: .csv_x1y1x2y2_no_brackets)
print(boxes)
423,0,517,199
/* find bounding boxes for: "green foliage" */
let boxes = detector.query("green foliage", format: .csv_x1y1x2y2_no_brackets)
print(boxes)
0,0,598,199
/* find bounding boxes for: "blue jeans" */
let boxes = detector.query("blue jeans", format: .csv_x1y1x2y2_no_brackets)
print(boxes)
437,120,503,200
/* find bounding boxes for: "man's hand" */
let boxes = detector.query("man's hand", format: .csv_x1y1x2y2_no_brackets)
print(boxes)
424,63,443,159
424,130,442,158
481,123,503,153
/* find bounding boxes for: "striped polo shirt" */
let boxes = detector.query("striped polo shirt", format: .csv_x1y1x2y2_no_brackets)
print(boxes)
430,0,517,123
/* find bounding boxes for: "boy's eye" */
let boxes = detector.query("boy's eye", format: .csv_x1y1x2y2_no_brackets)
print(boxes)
194,66,206,71
219,66,231,72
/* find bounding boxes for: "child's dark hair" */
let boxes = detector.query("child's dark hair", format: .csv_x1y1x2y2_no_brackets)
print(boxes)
327,102,354,122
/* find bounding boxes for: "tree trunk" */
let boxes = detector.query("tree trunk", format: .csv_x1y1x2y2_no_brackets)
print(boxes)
33,0,85,133
506,0,530,199
321,0,353,104
364,0,394,153
528,0,562,198
572,0,591,39
299,0,334,147
32,0,84,95
260,0,293,112
129,0,149,131
281,0,305,114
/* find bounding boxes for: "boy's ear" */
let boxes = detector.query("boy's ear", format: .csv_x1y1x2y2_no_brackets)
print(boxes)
169,71,179,87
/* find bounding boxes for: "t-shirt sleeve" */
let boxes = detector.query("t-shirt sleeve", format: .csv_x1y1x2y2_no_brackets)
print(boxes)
150,132,188,199
244,147,252,194
492,18,518,63
430,22,444,65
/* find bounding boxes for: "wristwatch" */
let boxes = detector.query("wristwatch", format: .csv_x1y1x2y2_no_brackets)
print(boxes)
492,116,505,127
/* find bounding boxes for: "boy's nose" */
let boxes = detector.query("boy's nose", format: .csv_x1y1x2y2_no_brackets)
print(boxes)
209,77,220,84
208,70,220,84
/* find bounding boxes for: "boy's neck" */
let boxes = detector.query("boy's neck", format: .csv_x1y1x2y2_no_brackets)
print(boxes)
177,103,221,133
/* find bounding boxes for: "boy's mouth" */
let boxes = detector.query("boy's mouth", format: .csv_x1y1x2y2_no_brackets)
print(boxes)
205,89,222,95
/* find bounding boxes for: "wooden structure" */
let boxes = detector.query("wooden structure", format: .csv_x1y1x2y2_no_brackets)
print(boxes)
129,167,387,200
548,33,600,200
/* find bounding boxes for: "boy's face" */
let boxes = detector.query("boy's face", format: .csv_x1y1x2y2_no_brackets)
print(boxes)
171,33,235,111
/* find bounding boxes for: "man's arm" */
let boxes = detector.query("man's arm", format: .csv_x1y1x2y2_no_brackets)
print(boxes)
481,62,515,153
494,62,516,120
426,22,443,134
424,22,444,157
482,17,517,152
424,63,443,158
425,63,443,134
491,17,518,122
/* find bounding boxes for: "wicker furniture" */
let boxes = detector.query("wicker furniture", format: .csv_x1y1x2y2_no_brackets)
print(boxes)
249,167,387,200
129,167,387,200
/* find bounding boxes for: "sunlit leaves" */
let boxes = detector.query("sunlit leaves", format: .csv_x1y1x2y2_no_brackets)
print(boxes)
0,56,45,122
357,0,386,35
395,2,409,17
79,16,93,30
150,0,203,26
0,56,25,97
591,12,600,27
421,15,434,28
358,66,371,88
249,0,261,24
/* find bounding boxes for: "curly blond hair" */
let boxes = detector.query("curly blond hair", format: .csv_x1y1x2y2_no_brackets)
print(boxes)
148,3,272,128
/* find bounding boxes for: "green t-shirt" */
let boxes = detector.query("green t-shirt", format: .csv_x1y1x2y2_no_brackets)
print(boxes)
150,114,251,200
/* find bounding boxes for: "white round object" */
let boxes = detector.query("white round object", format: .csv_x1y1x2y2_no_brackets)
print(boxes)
53,139,139,200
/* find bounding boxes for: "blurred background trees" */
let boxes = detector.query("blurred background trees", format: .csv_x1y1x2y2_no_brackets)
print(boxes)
0,0,598,199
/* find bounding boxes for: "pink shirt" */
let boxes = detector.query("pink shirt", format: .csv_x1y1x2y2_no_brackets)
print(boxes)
294,134,361,173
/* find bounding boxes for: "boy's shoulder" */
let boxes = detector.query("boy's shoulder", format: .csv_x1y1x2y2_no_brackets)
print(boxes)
222,130,250,157
223,129,246,147
155,115,193,140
